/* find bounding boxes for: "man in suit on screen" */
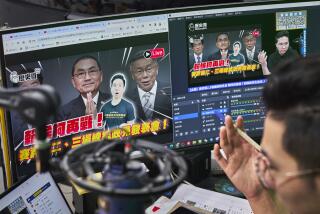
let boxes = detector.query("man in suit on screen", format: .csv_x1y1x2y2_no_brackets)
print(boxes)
241,30,260,65
126,51,172,122
58,56,107,121
188,34,208,70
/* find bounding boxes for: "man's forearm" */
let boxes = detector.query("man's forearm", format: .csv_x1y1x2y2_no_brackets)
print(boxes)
261,65,271,75
247,190,278,214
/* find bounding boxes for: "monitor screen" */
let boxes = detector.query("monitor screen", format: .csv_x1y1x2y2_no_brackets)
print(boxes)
1,0,320,181
0,12,172,179
0,172,72,214
168,1,320,149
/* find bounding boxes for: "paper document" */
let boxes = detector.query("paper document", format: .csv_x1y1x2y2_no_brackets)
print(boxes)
172,184,253,214
146,184,253,214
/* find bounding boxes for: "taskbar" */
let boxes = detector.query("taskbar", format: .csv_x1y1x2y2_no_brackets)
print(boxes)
165,137,217,150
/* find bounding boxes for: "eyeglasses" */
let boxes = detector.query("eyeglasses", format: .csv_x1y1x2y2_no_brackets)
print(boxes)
132,63,157,77
73,69,100,79
255,150,320,190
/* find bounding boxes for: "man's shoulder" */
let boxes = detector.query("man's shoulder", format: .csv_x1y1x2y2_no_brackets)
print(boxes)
287,47,299,57
122,98,135,108
126,86,139,96
269,51,278,58
57,95,84,121
212,51,221,57
61,96,82,110
100,99,112,110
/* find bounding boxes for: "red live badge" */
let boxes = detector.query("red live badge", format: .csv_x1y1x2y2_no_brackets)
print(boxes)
144,48,165,59
252,29,261,38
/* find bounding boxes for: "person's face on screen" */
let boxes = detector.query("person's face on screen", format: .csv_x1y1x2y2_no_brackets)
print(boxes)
131,58,158,92
72,58,102,97
260,114,316,213
192,40,204,56
233,43,241,55
276,36,289,56
18,79,41,88
216,34,230,51
243,35,256,51
111,78,125,100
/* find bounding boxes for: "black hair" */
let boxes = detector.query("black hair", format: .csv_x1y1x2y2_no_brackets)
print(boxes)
72,55,101,76
233,41,241,48
242,30,254,39
275,30,289,43
129,50,158,71
12,67,43,87
190,35,204,47
191,40,204,47
215,32,229,42
111,73,126,87
263,56,320,170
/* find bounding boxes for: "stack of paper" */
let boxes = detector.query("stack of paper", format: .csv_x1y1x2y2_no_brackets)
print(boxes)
146,184,253,214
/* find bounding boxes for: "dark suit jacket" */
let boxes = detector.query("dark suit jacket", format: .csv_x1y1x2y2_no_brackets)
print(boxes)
11,112,29,148
126,81,172,122
241,48,259,64
188,53,208,69
10,112,36,178
58,92,108,121
208,49,233,61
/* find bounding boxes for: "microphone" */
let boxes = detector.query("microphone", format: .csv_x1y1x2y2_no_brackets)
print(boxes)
0,85,60,172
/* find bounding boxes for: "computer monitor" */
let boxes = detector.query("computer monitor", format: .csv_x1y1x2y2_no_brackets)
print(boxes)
0,172,72,213
0,11,173,181
168,0,320,151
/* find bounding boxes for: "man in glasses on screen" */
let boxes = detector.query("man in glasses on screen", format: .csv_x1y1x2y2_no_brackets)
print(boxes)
58,55,108,121
214,56,320,213
127,50,172,122
208,32,233,61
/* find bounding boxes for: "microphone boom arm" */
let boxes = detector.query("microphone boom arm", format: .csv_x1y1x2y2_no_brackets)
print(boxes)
0,85,60,172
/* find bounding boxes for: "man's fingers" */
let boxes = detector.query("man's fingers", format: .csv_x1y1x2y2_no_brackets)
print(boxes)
219,126,233,156
236,116,244,130
86,100,95,115
213,144,227,169
225,115,238,143
87,92,92,101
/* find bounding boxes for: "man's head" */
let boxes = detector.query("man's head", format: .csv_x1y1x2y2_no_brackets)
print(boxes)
129,51,158,92
261,56,320,212
233,41,241,55
13,67,43,88
110,73,126,100
190,35,204,56
71,56,103,97
242,31,257,51
275,31,290,56
215,32,230,51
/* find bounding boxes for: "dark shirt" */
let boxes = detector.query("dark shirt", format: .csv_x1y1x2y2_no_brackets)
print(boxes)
208,49,233,61
100,99,135,129
229,53,245,67
268,47,299,72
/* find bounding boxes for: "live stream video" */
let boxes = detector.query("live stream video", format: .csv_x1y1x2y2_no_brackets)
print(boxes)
188,28,264,87
186,10,307,90
5,43,172,176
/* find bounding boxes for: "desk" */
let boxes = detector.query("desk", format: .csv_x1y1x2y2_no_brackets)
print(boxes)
195,174,245,198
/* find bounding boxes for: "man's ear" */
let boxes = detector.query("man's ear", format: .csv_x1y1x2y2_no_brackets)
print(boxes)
100,71,103,83
130,71,135,80
155,64,159,76
71,77,76,88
